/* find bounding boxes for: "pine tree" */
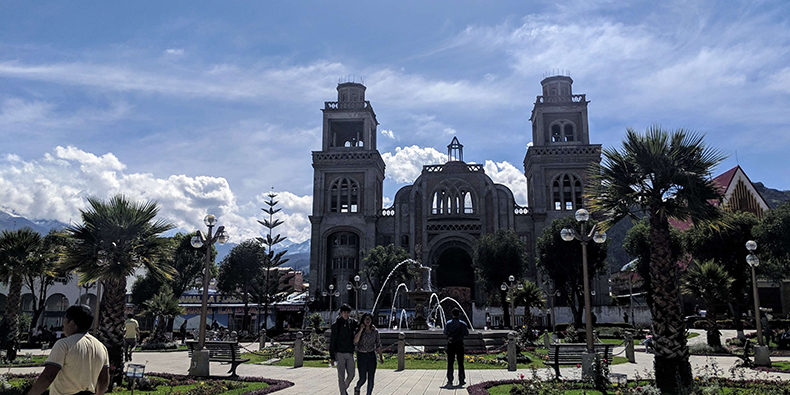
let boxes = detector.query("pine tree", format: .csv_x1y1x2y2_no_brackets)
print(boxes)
256,191,289,332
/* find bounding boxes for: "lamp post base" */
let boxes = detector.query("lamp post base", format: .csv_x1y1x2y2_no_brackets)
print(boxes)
581,352,596,379
754,345,772,367
189,350,210,377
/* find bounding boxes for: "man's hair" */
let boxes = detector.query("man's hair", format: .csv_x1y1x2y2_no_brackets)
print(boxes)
127,313,134,319
452,308,461,318
66,305,94,332
340,304,352,313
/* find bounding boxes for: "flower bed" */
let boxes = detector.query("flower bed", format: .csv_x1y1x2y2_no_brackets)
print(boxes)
0,373,293,395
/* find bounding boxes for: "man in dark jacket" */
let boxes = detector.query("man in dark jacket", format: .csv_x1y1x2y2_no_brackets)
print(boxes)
443,308,469,387
330,304,357,395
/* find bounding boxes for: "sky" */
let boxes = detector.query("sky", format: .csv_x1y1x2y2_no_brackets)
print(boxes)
1,0,789,244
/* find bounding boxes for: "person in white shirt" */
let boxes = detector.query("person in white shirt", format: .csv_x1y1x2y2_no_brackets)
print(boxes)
27,304,109,395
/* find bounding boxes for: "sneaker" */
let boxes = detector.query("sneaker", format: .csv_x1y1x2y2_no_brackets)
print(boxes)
459,381,466,387
444,380,454,388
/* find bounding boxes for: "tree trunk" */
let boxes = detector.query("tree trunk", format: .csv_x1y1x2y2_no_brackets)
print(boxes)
96,278,127,388
5,274,22,360
570,291,583,328
649,212,693,394
705,301,721,349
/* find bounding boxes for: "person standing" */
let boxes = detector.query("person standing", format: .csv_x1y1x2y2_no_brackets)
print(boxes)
179,321,188,344
329,304,357,395
124,313,140,362
27,305,109,395
444,308,469,387
353,313,383,395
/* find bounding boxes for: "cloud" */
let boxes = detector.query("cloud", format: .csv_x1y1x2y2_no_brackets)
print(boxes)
483,160,527,205
164,48,185,56
381,145,447,184
0,146,314,243
381,129,395,139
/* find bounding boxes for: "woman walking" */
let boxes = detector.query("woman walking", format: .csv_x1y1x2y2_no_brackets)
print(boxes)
353,313,383,395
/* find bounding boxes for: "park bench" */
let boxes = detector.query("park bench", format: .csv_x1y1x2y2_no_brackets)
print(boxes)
186,340,249,376
545,343,612,378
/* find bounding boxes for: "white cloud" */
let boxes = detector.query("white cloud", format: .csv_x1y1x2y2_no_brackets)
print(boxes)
483,160,527,205
0,146,314,243
443,128,456,136
164,48,185,56
381,129,395,139
381,145,447,184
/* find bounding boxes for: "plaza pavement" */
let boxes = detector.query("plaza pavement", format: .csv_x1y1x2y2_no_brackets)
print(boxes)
8,329,790,395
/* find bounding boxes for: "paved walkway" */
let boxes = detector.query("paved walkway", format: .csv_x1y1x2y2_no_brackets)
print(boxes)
8,330,790,395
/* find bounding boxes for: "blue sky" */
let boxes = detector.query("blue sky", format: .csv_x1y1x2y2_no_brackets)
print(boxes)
1,0,789,243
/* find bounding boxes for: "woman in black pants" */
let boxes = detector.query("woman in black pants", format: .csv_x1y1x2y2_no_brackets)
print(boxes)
353,313,383,395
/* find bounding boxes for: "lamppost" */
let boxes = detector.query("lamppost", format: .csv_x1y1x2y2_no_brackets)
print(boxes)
322,284,340,324
542,287,561,330
188,214,229,377
346,275,368,318
561,208,606,375
747,240,771,366
501,275,523,329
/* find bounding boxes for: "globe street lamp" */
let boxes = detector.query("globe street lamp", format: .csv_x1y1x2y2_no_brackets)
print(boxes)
501,275,524,329
347,275,368,319
747,240,771,366
322,284,340,324
188,214,229,377
561,208,606,374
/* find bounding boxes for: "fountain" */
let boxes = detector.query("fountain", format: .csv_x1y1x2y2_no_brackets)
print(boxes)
405,262,433,330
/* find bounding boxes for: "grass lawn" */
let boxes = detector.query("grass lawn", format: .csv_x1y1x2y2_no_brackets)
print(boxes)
256,352,544,370
0,355,47,367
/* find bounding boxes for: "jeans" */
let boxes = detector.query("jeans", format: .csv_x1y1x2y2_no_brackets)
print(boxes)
446,341,465,383
124,338,137,361
336,352,355,395
355,352,377,395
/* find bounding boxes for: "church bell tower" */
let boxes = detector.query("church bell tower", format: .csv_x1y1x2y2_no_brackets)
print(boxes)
308,80,385,309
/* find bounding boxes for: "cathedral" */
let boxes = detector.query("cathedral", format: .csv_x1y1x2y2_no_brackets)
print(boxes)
308,75,609,312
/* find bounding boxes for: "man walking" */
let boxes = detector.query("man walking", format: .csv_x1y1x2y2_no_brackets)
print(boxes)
124,313,140,361
329,304,357,395
444,308,469,388
27,305,109,395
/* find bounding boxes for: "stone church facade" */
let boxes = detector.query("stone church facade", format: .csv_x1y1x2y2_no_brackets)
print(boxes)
308,76,608,312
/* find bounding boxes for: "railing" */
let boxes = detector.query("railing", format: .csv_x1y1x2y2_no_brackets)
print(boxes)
324,101,371,110
527,146,601,156
422,164,484,173
380,208,395,217
313,151,381,162
536,94,586,104
514,206,530,215
467,164,483,172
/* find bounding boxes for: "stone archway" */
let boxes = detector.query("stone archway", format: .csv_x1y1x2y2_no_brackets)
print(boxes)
435,246,475,301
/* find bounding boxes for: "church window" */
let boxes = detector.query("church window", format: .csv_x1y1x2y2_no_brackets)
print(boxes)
549,120,577,144
463,192,474,214
552,173,583,211
400,235,409,249
329,178,361,213
328,232,359,270
564,124,574,142
551,125,562,142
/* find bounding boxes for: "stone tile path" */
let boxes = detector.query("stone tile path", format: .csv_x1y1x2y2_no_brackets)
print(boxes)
8,330,790,395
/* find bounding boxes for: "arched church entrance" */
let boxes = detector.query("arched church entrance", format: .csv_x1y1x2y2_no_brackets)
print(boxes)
435,246,475,302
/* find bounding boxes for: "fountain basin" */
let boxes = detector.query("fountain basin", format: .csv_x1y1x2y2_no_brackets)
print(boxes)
323,329,512,353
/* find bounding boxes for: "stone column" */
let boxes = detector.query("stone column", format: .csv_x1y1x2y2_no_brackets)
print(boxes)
543,329,551,349
507,331,517,372
625,331,635,363
294,331,304,368
397,332,406,371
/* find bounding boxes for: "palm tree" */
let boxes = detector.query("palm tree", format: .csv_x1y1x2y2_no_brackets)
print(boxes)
681,261,732,348
143,286,184,343
0,228,41,360
587,126,725,394
63,195,174,378
512,280,546,329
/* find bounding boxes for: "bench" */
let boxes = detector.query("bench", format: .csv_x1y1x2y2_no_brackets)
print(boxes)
545,343,612,378
186,341,249,376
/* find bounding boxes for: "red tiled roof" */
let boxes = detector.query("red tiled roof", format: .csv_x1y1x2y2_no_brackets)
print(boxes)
712,165,739,195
